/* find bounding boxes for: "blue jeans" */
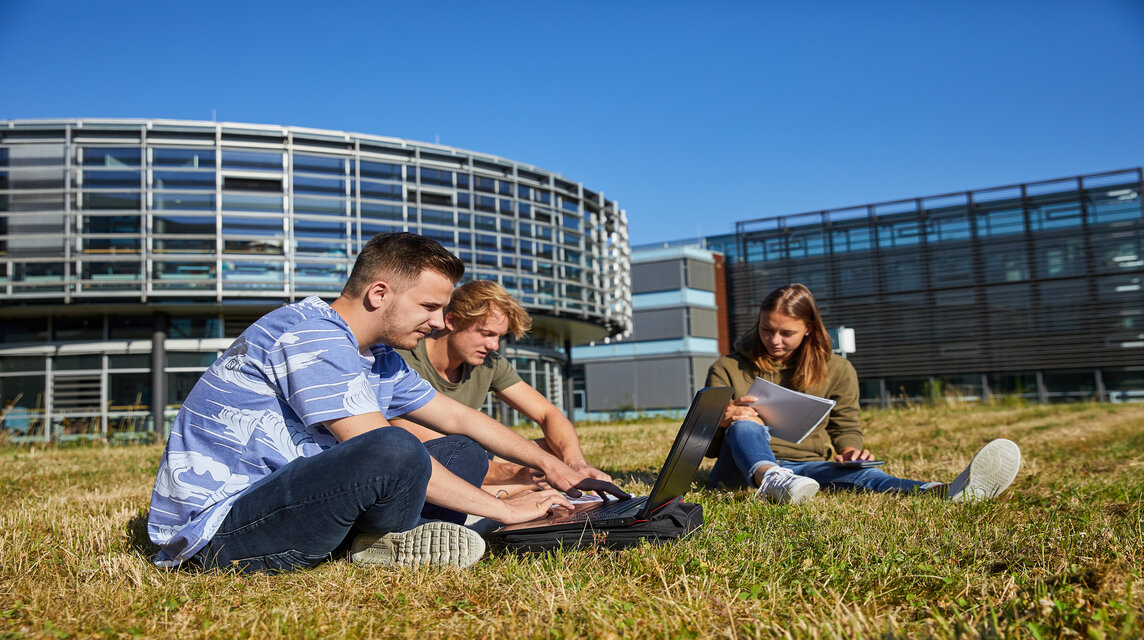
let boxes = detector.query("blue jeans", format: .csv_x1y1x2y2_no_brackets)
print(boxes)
709,420,929,494
190,429,487,573
419,435,490,525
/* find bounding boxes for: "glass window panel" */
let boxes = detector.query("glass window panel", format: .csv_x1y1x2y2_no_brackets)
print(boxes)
294,176,345,196
154,214,215,235
82,170,141,189
977,208,1024,237
82,192,141,210
154,192,216,210
222,194,284,213
1029,199,1083,232
82,147,141,167
476,177,495,193
358,181,402,200
1036,236,1085,278
456,173,469,189
153,148,215,168
360,201,403,220
476,233,496,250
294,196,346,216
224,238,283,254
419,227,453,245
456,192,471,209
167,370,203,404
154,237,216,253
419,168,452,187
154,171,216,190
877,218,920,248
476,195,495,212
930,248,974,287
293,237,344,256
294,263,348,284
167,352,218,368
81,261,142,281
476,214,496,231
222,261,285,286
836,256,875,295
3,191,63,212
295,217,348,240
170,317,220,339
3,143,64,167
222,216,285,237
54,317,103,341
1087,188,1142,225
156,262,216,280
0,355,44,372
83,237,140,254
926,213,971,243
420,208,453,226
982,242,1028,283
3,166,65,190
107,316,152,340
293,154,345,174
0,319,49,343
360,221,404,240
54,354,102,370
83,214,141,234
359,161,402,180
221,149,282,172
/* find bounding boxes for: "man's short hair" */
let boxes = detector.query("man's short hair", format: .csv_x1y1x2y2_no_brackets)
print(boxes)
446,280,532,339
342,232,465,297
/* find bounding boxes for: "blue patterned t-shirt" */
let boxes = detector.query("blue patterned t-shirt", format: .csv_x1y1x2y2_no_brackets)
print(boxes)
147,296,436,566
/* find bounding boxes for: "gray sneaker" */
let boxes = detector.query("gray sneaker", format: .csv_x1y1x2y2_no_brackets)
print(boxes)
946,438,1021,502
754,466,820,504
350,521,486,569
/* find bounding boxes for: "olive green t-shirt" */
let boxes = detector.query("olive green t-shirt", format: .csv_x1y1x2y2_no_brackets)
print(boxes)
396,339,523,410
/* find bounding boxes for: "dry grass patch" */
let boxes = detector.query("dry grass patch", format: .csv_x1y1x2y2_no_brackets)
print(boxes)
2,403,1143,638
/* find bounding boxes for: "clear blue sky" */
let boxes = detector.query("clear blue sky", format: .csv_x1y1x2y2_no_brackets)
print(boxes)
3,0,1142,245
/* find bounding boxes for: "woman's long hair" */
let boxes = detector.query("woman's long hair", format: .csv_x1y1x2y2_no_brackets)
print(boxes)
740,283,832,391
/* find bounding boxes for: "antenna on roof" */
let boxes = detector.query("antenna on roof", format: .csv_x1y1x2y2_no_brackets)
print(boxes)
211,109,217,122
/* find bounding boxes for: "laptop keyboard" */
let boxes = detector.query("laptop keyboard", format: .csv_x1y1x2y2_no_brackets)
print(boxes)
560,496,648,523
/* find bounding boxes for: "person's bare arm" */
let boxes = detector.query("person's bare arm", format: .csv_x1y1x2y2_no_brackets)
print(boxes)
323,412,573,523
495,381,611,481
400,394,628,499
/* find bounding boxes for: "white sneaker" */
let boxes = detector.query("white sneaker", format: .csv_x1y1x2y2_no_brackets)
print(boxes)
350,521,486,569
946,439,1021,502
754,466,820,504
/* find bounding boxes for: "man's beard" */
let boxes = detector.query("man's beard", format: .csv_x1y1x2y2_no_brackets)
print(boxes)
374,302,428,351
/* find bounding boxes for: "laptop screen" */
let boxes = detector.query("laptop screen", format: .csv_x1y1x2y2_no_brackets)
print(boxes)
643,386,733,513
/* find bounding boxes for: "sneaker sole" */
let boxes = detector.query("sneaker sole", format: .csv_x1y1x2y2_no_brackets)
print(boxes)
755,477,820,504
785,478,820,505
947,439,1021,502
350,521,486,569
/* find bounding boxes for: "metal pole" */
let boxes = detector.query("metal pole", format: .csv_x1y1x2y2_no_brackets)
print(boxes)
152,312,168,443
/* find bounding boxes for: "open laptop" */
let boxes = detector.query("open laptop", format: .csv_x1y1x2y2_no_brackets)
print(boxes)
487,386,732,539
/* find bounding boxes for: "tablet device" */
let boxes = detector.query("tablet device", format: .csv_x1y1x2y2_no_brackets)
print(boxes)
832,460,885,468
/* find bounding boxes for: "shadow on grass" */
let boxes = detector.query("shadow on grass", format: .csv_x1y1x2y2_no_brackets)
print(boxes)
127,509,159,558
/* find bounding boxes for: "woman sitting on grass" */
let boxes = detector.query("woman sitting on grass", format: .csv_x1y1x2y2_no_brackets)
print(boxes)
705,283,1021,504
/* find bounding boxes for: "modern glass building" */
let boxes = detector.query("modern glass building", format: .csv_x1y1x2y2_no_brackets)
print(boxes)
0,118,632,441
710,169,1144,405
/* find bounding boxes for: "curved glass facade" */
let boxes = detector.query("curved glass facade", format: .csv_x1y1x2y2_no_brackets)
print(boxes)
0,118,633,441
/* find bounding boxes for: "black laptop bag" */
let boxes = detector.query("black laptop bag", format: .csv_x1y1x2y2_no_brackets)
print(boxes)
487,501,703,552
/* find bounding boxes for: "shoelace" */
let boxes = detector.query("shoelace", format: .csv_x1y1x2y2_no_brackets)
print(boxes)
755,467,796,498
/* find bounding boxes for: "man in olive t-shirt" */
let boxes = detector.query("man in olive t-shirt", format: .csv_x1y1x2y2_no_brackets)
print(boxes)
393,280,611,496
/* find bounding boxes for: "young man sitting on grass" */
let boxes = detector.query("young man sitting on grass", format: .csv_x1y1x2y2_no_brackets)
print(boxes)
392,280,611,497
147,233,626,574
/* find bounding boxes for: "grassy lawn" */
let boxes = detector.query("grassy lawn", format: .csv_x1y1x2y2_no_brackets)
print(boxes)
1,402,1142,639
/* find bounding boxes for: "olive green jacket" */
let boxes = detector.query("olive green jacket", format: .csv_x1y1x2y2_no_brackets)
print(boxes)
704,338,863,461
